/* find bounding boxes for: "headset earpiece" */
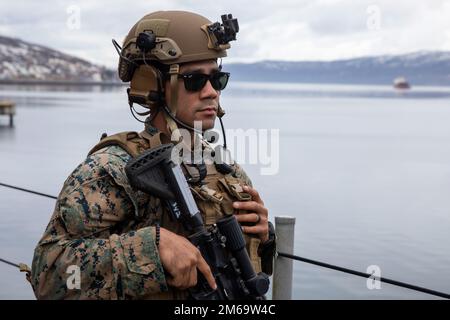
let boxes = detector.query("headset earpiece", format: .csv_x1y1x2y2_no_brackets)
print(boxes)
128,64,163,106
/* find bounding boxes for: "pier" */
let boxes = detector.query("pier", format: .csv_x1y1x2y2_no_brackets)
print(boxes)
0,101,16,127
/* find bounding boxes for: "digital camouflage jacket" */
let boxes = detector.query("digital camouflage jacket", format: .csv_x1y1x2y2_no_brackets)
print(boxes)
31,131,260,299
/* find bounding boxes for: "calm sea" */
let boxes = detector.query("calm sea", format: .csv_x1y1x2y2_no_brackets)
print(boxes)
1,81,450,299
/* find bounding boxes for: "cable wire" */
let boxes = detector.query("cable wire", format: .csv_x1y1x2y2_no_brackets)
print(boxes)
0,257,20,269
0,182,57,199
277,251,450,299
1,180,449,299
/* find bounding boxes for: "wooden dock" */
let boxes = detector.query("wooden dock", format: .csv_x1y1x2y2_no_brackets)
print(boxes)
0,101,15,127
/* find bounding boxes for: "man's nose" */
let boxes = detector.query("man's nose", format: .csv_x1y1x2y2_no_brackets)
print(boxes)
199,79,219,99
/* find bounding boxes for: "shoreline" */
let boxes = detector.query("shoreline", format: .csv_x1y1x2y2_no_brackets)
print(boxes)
0,79,127,86
1,79,449,89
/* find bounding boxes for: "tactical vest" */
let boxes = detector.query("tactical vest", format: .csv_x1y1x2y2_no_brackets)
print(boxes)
88,129,262,299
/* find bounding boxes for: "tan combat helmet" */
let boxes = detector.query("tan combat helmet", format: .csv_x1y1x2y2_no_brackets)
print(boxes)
114,11,239,139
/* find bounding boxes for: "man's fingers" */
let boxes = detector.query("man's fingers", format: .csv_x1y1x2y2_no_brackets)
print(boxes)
166,275,182,288
196,255,217,290
235,213,262,224
170,268,191,289
189,267,198,289
241,224,268,235
243,186,264,205
233,201,264,213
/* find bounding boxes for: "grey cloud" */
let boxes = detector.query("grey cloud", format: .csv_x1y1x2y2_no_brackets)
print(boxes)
0,0,449,67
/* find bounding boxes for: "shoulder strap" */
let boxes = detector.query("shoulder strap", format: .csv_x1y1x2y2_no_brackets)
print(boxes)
88,130,171,158
139,129,171,148
88,131,147,158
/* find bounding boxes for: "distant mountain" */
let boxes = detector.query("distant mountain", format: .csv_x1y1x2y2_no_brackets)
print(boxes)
0,35,117,83
1,34,450,86
226,52,450,86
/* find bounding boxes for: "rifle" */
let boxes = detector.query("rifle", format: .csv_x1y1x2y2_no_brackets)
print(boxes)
125,143,269,300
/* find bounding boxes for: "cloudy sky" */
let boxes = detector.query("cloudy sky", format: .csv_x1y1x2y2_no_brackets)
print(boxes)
1,0,450,68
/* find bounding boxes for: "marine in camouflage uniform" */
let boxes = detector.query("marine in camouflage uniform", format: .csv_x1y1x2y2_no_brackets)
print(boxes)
31,132,261,299
31,11,274,299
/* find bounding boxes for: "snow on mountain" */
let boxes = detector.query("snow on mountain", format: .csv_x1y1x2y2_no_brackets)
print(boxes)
1,34,450,85
226,51,450,85
0,35,116,82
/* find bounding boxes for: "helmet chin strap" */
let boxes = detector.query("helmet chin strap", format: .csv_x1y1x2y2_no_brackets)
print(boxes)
165,64,182,142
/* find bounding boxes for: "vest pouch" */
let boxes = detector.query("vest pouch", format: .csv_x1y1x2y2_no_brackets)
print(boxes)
190,184,224,225
217,176,262,273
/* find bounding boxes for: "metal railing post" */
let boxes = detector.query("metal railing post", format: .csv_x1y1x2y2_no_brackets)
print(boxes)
272,216,296,300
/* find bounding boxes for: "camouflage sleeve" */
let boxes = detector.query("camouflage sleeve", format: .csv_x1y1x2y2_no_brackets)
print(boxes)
31,146,167,299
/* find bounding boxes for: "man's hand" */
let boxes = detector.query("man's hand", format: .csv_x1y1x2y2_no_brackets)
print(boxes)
158,227,217,291
233,186,269,243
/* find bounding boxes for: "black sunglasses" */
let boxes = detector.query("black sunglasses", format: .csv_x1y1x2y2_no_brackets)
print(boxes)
178,71,230,92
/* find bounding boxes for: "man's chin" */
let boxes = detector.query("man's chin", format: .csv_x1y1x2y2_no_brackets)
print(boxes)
193,119,216,131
